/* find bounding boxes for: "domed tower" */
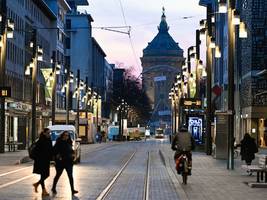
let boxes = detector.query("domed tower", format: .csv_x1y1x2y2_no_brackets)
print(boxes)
141,8,185,132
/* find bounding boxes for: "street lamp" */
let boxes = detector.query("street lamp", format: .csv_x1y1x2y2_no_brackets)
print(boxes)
24,29,42,143
195,29,201,98
51,51,59,125
203,4,213,156
72,70,81,136
62,69,73,125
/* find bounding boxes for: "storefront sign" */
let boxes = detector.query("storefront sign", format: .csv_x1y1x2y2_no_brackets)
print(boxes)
181,98,202,108
8,102,31,112
0,87,11,97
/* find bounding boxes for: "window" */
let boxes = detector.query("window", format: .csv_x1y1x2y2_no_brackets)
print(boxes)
66,19,71,29
66,37,70,49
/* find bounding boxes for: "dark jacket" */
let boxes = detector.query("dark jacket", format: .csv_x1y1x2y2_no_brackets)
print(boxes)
240,134,258,162
53,138,74,167
172,131,195,152
33,134,53,177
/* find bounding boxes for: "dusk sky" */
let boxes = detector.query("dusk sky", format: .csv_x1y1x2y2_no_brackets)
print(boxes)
78,0,206,76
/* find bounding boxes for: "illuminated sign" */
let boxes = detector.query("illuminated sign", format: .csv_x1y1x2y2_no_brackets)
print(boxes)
181,98,202,108
0,87,11,97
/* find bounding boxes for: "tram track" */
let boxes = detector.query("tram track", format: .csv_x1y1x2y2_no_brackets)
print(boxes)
96,150,151,200
143,151,150,200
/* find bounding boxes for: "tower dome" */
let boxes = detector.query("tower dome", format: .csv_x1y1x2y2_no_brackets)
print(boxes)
143,7,184,57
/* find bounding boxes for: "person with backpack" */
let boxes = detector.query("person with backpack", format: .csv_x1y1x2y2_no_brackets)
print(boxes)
32,128,53,197
51,131,78,195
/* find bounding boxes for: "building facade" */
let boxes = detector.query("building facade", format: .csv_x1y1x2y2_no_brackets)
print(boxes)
238,0,267,147
141,9,185,133
3,0,56,150
202,0,267,147
45,0,71,118
102,61,114,120
66,6,93,82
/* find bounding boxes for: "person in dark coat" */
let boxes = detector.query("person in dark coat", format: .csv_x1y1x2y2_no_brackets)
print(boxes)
32,128,53,196
240,133,258,165
171,125,195,175
51,131,78,195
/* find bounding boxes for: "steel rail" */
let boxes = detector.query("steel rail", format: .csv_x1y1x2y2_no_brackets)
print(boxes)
96,151,136,200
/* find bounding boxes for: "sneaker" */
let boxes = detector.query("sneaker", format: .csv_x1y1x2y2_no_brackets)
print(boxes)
72,190,78,195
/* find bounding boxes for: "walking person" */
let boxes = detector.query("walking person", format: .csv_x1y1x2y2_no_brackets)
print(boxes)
32,128,53,197
240,133,258,165
51,131,78,195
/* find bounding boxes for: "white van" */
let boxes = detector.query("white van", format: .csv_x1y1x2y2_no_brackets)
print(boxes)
47,125,81,163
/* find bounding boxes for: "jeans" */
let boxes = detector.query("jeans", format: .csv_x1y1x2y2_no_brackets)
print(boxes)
52,164,74,191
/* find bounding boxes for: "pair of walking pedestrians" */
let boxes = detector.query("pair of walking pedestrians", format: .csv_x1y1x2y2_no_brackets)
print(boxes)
32,128,78,197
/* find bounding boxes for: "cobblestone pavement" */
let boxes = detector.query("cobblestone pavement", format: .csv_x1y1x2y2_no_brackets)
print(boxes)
0,142,133,200
160,143,267,200
103,142,147,200
0,139,266,200
149,149,180,200
103,141,181,200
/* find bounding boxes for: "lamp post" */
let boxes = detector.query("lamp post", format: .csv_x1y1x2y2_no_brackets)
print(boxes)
31,30,37,143
195,29,201,98
174,96,177,134
24,30,44,143
96,88,99,131
61,69,73,125
117,99,127,141
84,77,90,141
75,69,80,136
187,46,194,97
205,4,213,156
51,51,59,125
0,0,7,153
227,0,236,170
66,69,73,125
30,29,43,143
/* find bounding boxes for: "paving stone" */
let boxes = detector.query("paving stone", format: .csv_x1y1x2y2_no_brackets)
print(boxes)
162,144,267,200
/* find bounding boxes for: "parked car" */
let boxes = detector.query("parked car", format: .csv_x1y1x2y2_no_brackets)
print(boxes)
47,125,81,163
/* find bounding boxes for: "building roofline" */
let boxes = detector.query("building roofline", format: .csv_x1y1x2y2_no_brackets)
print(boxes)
67,12,94,22
92,37,106,57
33,0,57,20
74,0,89,6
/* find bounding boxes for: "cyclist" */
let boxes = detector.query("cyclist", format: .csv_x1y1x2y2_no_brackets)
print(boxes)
171,125,195,174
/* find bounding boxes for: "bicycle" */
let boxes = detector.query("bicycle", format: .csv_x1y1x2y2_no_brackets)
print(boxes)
175,152,191,184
